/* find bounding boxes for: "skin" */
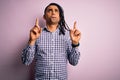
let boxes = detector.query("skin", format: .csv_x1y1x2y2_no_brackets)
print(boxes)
29,5,81,46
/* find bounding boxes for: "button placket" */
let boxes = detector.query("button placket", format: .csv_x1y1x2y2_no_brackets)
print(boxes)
50,33,55,76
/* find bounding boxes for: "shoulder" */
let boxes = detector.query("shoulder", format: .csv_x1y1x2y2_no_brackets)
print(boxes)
65,29,70,36
64,29,70,41
35,27,46,44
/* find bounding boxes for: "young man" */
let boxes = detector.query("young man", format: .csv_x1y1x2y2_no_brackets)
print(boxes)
22,3,81,80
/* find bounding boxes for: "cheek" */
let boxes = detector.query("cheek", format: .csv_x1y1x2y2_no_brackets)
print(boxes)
58,16,60,21
45,13,51,17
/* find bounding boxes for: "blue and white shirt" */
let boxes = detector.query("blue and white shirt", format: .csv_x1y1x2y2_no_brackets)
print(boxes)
22,26,80,80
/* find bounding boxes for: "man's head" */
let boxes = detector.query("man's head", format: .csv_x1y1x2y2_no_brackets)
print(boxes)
44,3,60,25
44,3,70,35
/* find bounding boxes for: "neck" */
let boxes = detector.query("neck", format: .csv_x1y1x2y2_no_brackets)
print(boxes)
46,23,58,32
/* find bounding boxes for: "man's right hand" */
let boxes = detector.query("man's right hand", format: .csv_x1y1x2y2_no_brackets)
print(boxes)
29,18,42,45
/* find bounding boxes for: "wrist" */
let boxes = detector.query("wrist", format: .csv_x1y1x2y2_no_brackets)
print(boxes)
28,39,36,46
72,41,79,45
72,42,80,48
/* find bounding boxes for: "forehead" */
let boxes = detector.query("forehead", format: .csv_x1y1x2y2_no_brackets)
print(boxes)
47,5,59,10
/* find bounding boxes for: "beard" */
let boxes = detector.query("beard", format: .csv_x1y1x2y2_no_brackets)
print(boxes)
46,17,60,25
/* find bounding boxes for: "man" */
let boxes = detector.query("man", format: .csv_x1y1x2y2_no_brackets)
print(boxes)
22,3,81,80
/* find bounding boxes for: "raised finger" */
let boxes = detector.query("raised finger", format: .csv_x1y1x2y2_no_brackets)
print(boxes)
34,18,41,30
73,21,77,30
35,18,39,26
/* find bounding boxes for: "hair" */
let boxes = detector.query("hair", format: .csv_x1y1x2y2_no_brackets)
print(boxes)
44,3,70,35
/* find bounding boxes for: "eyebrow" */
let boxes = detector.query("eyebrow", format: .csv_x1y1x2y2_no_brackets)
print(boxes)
47,8,58,10
47,8,52,11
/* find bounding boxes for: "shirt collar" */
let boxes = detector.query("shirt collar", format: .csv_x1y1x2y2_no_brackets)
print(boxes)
43,25,60,33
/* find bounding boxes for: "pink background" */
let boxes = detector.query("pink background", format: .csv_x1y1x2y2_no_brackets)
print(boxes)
0,0,120,80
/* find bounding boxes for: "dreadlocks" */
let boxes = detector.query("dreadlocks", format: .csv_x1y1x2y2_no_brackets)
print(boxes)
44,3,70,35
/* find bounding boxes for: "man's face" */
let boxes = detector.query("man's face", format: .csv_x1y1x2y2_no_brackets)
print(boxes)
44,5,60,25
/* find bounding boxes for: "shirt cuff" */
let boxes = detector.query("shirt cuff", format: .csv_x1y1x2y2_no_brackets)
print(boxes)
27,44,35,50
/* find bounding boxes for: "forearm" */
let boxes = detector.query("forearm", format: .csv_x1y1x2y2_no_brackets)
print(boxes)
68,47,80,66
21,44,36,65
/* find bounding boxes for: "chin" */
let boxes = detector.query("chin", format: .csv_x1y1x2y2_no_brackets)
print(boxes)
51,21,59,24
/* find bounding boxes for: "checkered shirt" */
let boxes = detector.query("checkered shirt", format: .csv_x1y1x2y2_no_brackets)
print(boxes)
22,26,80,80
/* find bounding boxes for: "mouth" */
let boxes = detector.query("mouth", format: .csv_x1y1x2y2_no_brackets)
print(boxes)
51,16,56,18
51,17,56,19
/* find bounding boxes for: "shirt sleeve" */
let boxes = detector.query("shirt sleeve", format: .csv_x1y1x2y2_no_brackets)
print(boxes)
21,44,36,65
66,38,80,66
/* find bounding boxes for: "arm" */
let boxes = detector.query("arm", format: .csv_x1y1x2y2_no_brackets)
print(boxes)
67,39,80,66
21,18,42,65
21,44,36,65
67,21,81,66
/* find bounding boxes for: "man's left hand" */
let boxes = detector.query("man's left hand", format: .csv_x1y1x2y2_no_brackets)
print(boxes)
70,21,81,45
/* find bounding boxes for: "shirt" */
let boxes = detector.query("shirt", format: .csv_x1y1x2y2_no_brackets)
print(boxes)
21,26,80,80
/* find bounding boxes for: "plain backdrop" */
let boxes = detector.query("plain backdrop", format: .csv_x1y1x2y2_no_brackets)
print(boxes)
0,0,120,80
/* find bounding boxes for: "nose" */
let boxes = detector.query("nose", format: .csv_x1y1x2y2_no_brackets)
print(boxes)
52,10,56,15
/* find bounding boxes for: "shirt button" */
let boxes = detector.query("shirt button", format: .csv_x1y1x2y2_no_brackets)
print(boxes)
51,66,54,70
51,53,54,56
51,45,54,48
50,60,54,63
51,39,54,41
50,62,53,65
51,70,54,73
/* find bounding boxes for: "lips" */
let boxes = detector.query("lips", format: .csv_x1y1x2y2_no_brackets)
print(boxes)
51,16,56,18
51,17,56,19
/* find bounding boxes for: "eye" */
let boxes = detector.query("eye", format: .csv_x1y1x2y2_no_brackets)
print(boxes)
55,9,59,12
47,9,52,12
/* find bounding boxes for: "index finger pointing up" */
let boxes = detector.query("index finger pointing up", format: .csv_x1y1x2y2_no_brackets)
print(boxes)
73,21,77,30
35,18,39,27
